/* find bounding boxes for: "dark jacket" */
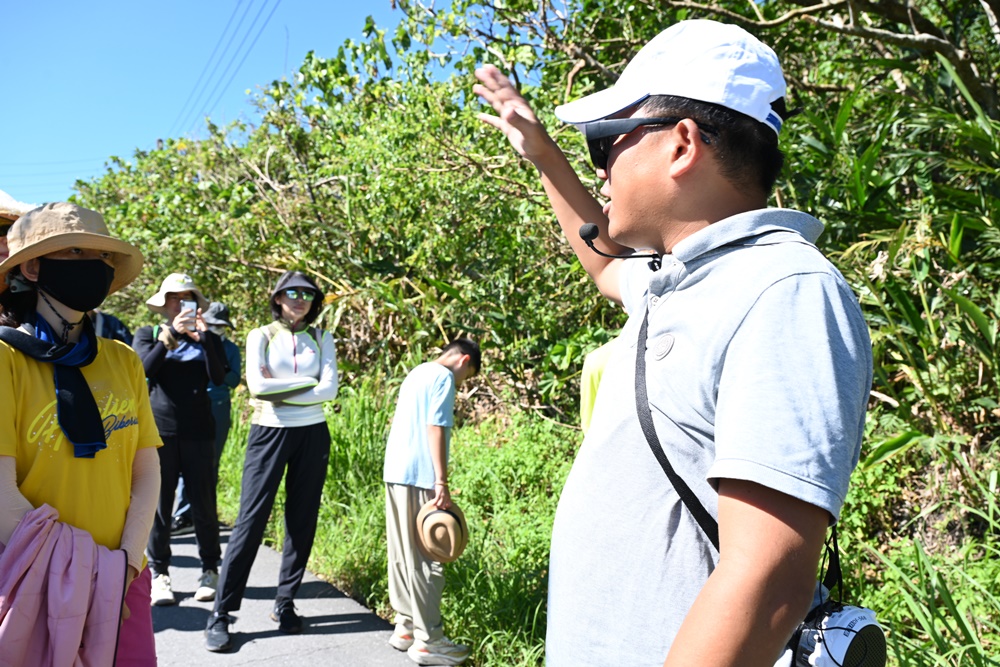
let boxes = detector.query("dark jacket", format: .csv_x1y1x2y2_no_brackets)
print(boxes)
132,325,226,438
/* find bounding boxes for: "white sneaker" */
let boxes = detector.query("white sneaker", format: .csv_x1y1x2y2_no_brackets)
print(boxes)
194,570,218,602
151,573,176,606
407,636,470,665
388,622,414,651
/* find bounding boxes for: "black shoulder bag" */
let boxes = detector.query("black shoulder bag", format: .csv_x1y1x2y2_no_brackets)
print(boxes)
634,308,886,667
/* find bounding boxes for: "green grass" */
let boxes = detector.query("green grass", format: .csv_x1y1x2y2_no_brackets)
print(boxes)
842,433,1000,666
216,379,575,665
217,380,1000,667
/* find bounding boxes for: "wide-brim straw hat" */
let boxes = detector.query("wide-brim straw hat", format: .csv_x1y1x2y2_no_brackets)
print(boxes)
415,499,469,564
146,272,209,316
0,202,143,295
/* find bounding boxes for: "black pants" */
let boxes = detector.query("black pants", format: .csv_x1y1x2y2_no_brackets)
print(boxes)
215,422,331,612
148,435,221,573
175,399,232,518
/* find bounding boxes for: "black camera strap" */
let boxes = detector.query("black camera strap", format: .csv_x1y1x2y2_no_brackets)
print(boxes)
635,309,720,551
635,307,843,591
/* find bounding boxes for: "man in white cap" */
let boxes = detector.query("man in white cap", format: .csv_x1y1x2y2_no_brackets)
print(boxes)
476,20,872,666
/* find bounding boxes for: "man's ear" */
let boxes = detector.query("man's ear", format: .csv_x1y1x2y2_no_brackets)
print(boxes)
666,118,709,179
20,258,40,281
457,353,476,381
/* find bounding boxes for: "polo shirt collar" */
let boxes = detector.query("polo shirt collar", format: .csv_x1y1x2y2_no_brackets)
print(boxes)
670,208,824,264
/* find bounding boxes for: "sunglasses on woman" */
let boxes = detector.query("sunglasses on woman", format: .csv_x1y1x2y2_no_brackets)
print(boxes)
583,116,717,170
282,289,316,302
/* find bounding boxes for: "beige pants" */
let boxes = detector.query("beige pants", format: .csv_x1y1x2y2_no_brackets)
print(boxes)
385,483,445,642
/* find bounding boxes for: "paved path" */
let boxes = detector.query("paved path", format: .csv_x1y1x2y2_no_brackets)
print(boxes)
152,529,414,666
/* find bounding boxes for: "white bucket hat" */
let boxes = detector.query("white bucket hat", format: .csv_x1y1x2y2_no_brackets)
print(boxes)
555,20,787,135
146,272,209,316
0,189,38,224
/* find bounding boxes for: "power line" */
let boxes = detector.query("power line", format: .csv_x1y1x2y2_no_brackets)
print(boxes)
0,158,106,167
191,0,281,136
4,181,89,190
200,0,283,127
177,0,255,136
0,168,109,178
178,0,257,137
166,1,244,139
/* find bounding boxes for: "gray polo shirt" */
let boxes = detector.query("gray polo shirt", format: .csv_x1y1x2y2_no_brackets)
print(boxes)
545,208,872,666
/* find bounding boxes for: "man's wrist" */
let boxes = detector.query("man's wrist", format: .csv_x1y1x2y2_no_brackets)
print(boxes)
527,134,563,171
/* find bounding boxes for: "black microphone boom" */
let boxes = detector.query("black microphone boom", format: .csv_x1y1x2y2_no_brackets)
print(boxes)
578,223,661,270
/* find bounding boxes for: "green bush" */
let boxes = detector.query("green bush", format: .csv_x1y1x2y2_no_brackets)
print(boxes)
217,377,577,666
84,2,999,663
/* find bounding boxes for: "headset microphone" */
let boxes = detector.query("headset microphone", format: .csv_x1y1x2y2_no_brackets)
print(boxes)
578,223,661,271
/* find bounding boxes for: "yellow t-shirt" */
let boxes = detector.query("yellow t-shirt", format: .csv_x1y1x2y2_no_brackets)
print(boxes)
0,337,162,550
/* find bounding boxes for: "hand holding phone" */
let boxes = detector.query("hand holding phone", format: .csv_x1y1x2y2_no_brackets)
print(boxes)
180,299,198,319
172,299,199,337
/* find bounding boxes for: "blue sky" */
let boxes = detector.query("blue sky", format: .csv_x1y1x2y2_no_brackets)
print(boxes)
0,0,402,206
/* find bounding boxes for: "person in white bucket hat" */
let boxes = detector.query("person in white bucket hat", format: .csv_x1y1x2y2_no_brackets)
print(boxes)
476,19,872,667
133,271,226,608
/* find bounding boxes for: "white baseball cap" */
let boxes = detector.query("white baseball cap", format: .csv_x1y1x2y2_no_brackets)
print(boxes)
555,20,787,135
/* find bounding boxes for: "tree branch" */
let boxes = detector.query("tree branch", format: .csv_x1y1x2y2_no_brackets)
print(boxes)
659,0,849,28
663,0,997,119
806,3,997,118
980,0,1000,49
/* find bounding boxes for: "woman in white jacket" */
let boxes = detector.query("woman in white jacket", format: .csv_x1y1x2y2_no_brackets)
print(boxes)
205,270,338,652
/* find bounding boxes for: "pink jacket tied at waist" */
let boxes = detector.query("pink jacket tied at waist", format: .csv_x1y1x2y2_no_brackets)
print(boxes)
0,504,127,667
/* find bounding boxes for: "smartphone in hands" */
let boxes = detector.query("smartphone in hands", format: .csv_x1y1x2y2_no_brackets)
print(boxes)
180,299,198,324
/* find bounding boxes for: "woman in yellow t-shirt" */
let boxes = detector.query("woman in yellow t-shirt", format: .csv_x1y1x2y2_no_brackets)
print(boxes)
0,203,162,665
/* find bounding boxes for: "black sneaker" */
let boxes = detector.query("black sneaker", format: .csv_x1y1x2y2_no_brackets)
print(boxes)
270,599,303,634
205,613,234,652
171,514,194,536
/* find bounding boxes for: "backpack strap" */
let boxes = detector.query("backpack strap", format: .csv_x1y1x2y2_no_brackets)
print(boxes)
262,321,324,346
261,321,283,345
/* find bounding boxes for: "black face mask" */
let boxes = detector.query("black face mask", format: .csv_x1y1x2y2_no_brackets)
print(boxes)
36,257,116,312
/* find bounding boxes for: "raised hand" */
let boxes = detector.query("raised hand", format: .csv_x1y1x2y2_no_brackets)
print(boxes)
474,64,555,163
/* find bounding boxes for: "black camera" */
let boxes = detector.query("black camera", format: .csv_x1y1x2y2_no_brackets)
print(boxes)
785,599,886,667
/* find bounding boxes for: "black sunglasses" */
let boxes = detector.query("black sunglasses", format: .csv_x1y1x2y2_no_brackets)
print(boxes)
583,116,717,170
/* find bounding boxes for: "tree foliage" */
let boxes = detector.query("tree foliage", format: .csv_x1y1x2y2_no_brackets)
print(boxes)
75,0,998,429
71,3,999,660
